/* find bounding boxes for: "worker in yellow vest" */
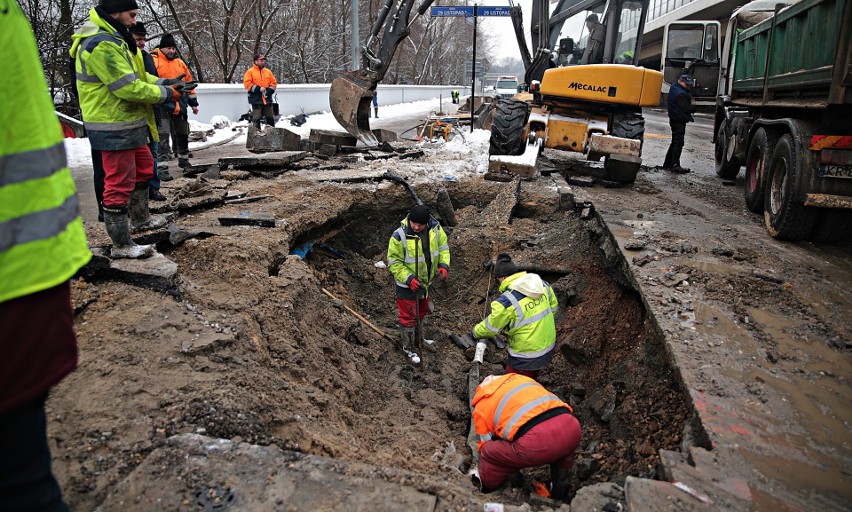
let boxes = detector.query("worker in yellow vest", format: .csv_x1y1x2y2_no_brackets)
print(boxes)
0,4,92,508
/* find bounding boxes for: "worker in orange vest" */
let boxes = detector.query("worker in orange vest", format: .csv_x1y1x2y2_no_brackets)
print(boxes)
471,373,581,499
243,53,278,130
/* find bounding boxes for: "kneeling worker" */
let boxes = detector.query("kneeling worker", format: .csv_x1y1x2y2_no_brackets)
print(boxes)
470,253,558,379
472,373,581,498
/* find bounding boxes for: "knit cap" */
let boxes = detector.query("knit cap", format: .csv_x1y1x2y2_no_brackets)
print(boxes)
99,0,138,14
159,33,177,49
408,204,430,224
493,253,518,278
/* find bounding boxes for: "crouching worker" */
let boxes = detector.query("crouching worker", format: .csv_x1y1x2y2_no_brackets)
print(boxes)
471,374,581,499
471,253,558,379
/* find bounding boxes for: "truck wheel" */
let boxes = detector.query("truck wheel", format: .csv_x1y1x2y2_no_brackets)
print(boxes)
763,134,817,240
611,113,645,143
489,99,529,156
744,128,776,213
715,124,740,178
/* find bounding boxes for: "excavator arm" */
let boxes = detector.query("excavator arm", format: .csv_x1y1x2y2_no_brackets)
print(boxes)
329,0,435,146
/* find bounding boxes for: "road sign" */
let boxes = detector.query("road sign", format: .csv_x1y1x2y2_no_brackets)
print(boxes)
430,6,511,17
431,6,474,17
476,6,511,16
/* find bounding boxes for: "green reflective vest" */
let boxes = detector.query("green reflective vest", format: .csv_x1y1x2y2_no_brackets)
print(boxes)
387,216,450,294
70,8,167,150
0,3,92,304
474,272,558,358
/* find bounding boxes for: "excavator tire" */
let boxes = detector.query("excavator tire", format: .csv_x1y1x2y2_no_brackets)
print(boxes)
489,99,529,156
611,113,645,143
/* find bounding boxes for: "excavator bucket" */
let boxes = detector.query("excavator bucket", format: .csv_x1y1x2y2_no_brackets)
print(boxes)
329,71,378,147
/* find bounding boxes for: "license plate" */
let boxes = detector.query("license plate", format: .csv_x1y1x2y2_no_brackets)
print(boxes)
819,165,852,178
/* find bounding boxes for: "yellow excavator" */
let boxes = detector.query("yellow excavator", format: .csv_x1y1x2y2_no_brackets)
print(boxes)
489,0,663,182
330,0,662,183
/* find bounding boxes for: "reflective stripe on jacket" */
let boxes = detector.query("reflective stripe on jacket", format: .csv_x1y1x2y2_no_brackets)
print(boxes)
150,48,197,115
386,215,450,299
1,3,92,304
243,65,278,105
471,374,571,452
69,8,169,150
474,271,557,367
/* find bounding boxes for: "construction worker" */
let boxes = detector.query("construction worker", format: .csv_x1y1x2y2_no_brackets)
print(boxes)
663,73,696,174
243,53,278,130
71,0,194,258
151,33,198,175
471,374,581,499
471,253,558,379
128,21,166,201
387,204,450,356
372,90,379,118
1,5,92,508
451,89,460,104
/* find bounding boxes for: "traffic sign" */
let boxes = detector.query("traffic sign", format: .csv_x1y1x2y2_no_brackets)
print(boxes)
430,5,511,17
431,6,474,17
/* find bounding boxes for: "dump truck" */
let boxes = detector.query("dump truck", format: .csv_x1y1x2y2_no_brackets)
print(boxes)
487,0,663,183
714,0,852,240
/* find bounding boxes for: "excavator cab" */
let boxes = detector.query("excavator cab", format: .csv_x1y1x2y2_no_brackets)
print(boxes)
489,0,663,183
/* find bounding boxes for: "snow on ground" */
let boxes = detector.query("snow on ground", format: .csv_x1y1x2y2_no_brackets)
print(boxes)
63,97,493,180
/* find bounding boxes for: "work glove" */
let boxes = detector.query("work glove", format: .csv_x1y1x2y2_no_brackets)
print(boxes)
437,267,448,281
408,277,420,291
174,80,198,93
160,73,186,86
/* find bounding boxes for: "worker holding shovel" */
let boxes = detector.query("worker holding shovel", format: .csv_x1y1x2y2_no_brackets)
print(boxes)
387,204,450,362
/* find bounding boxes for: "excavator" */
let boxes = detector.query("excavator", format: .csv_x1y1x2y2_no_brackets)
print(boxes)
490,0,663,182
329,0,436,146
330,0,662,182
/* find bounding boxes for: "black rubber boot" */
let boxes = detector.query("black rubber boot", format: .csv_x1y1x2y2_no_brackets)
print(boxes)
129,183,166,233
103,206,155,259
549,463,573,500
265,116,275,128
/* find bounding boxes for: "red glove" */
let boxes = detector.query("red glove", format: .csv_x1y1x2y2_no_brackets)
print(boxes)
437,268,448,281
409,278,420,291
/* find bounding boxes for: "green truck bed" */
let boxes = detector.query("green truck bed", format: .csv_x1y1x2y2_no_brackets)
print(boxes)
731,0,850,104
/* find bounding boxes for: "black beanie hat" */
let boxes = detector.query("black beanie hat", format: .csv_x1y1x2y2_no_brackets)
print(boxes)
99,0,139,14
159,33,177,48
408,204,430,224
493,253,519,278
128,21,146,35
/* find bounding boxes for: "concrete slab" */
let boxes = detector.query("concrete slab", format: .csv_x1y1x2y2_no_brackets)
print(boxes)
86,250,179,296
219,152,310,170
97,434,443,512
309,128,357,147
218,213,275,228
246,125,301,152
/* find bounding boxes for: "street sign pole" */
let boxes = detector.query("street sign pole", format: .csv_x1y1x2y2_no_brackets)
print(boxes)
428,5,509,132
471,3,477,133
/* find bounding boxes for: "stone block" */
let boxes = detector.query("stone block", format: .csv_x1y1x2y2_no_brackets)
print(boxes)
246,125,301,152
309,129,357,147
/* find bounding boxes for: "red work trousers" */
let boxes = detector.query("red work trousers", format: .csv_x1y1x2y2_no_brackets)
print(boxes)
101,145,154,207
396,297,431,327
479,413,582,490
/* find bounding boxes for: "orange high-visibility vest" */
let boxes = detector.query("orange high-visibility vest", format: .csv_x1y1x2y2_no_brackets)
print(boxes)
471,374,572,451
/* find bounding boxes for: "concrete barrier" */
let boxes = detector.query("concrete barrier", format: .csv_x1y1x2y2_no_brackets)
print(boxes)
191,83,468,125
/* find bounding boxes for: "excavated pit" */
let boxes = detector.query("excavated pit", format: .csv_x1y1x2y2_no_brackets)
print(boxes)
63,175,692,510
263,179,691,502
